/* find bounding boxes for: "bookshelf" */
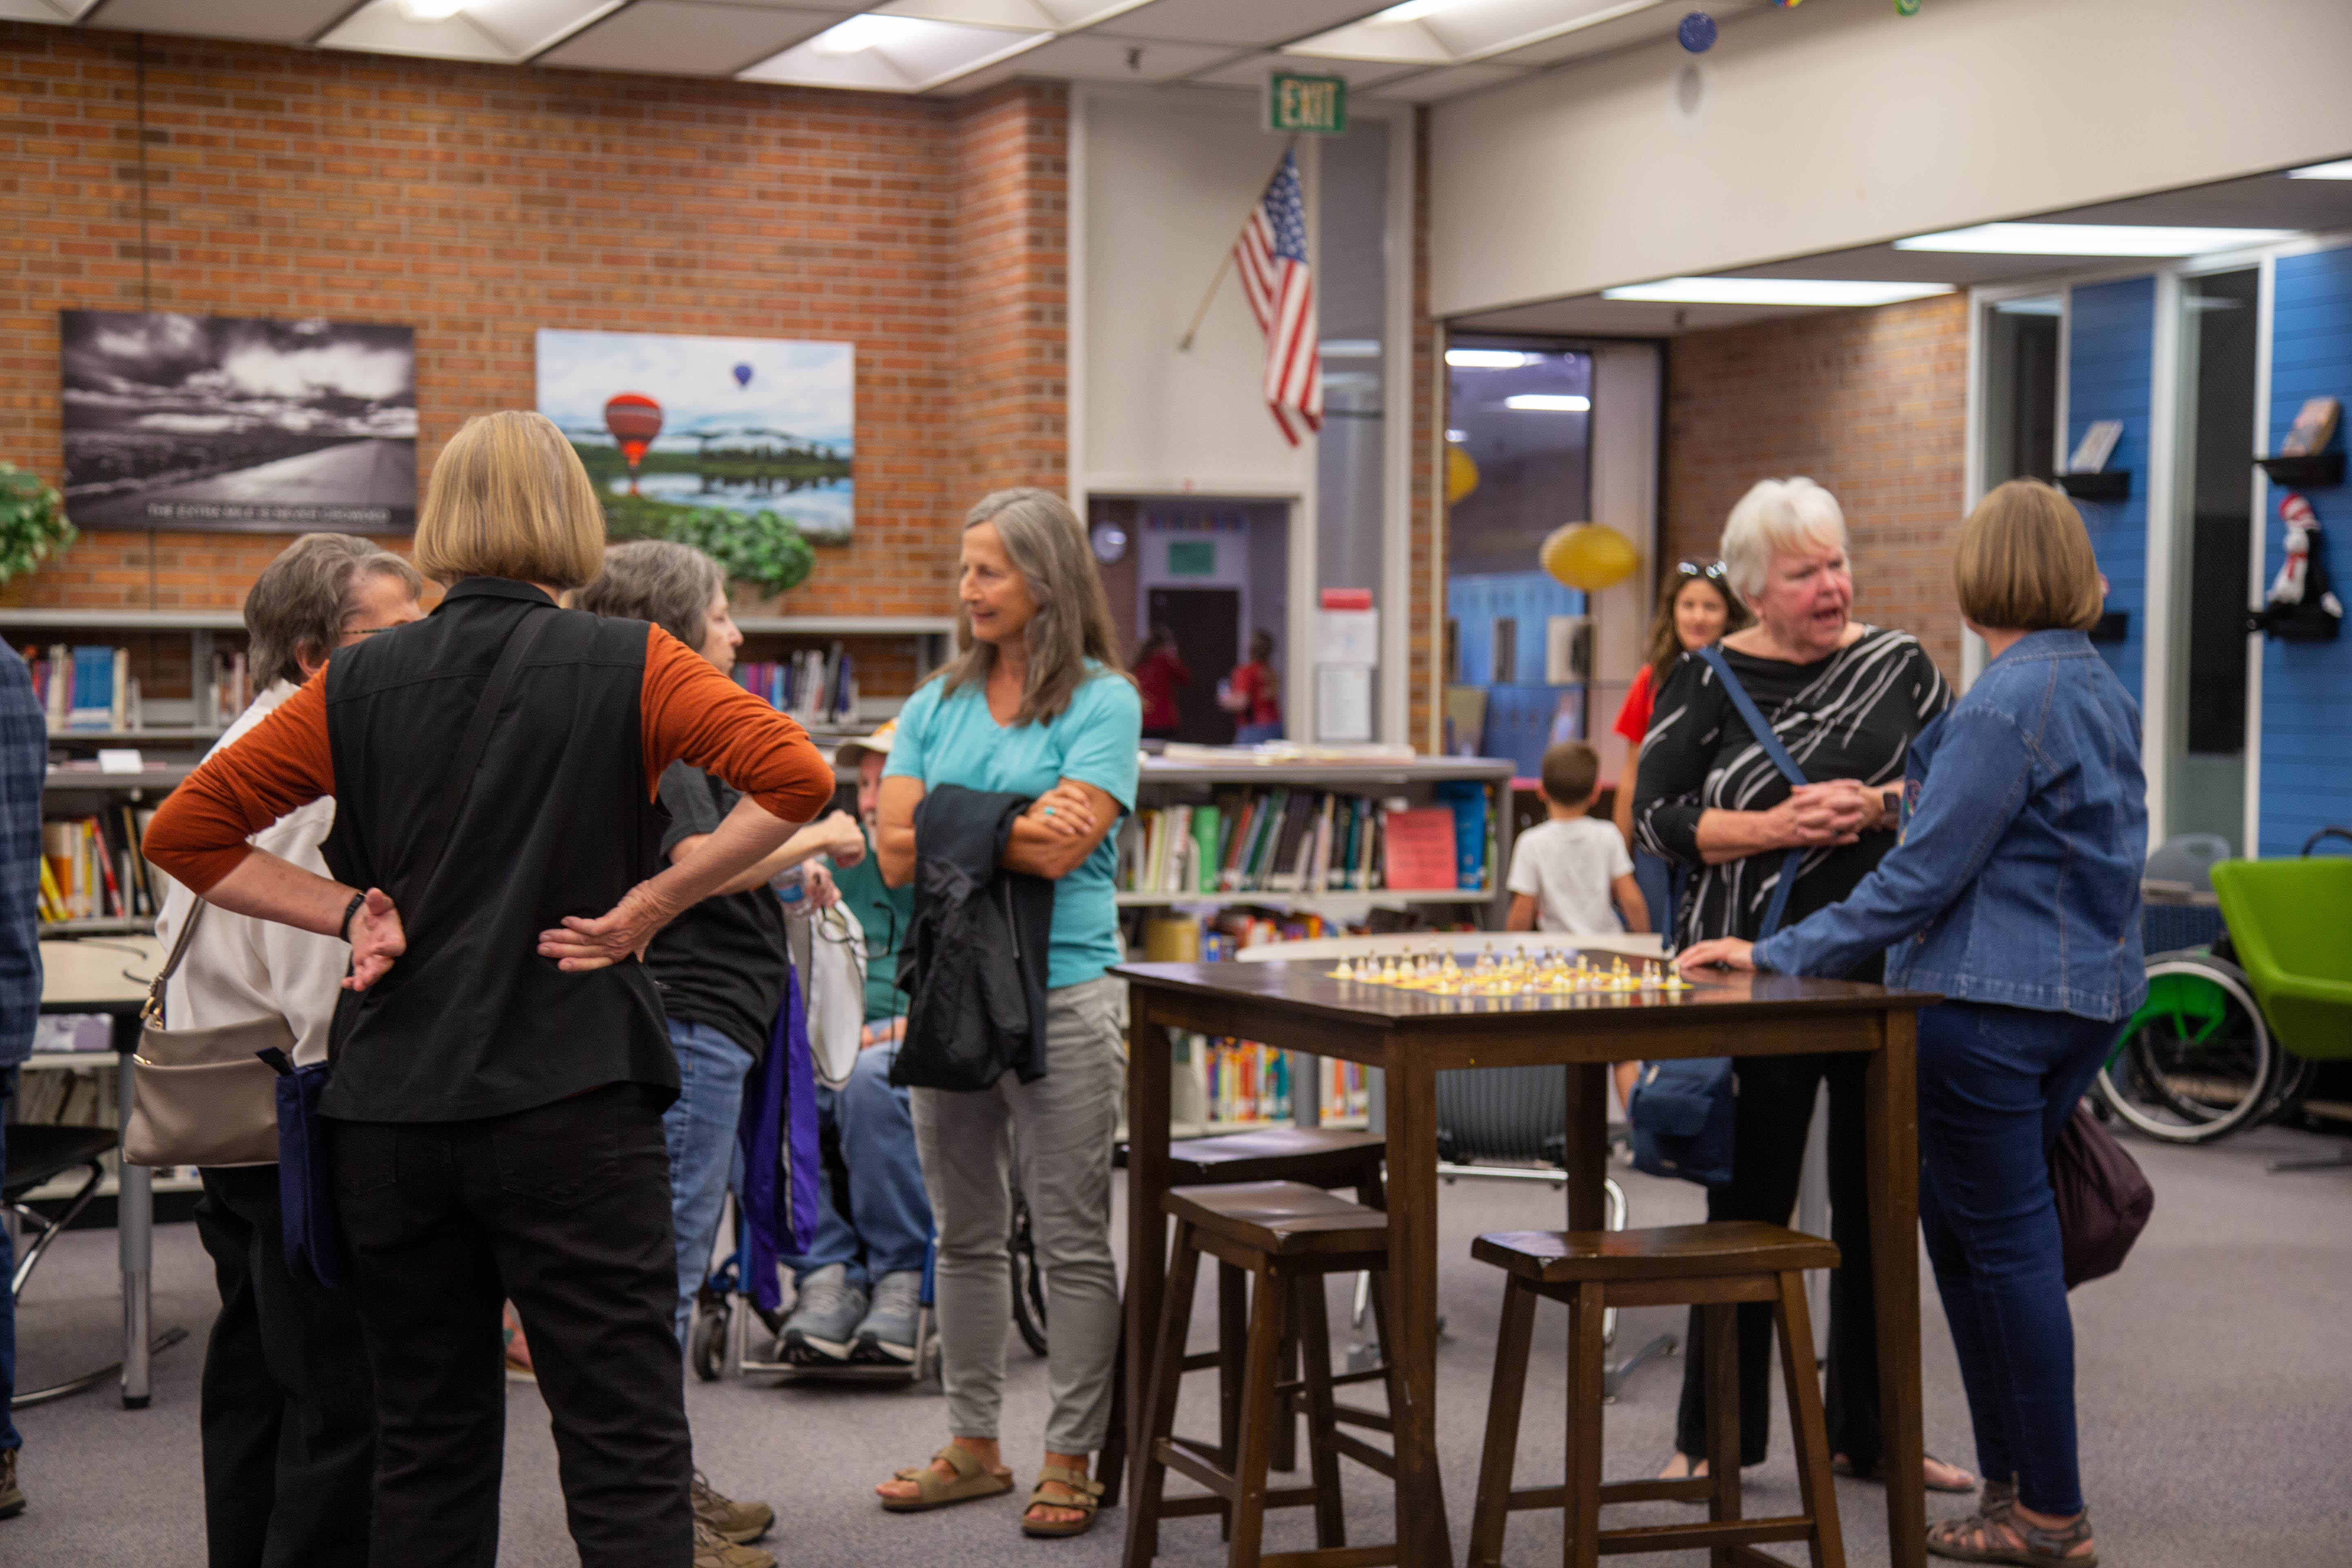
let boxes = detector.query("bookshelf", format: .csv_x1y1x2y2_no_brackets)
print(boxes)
1120,751,1516,1141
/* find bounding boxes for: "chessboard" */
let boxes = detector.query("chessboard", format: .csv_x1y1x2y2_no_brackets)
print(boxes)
1327,943,1691,998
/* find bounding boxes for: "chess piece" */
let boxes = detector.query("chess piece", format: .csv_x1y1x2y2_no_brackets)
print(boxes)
1334,958,1354,981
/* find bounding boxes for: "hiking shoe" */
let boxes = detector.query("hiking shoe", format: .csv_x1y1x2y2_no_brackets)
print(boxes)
693,1517,774,1568
854,1269,924,1364
693,1470,774,1546
0,1448,22,1519
780,1263,866,1364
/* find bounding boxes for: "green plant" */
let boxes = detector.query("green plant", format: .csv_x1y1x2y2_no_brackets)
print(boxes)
0,463,74,584
668,506,816,599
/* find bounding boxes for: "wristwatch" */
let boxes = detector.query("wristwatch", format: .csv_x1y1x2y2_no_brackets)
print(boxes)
338,890,367,943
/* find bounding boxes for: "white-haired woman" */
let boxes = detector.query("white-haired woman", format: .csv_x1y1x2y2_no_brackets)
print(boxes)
1631,477,1969,1494
871,488,1140,1539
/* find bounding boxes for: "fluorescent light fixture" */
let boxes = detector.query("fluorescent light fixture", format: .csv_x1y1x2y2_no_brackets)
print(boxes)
1371,0,1450,21
1601,277,1953,307
1894,223,2299,256
1991,297,2062,316
1445,348,1530,369
1503,394,1590,412
2288,159,2352,180
811,14,928,53
399,0,467,18
1320,339,1381,359
1446,429,1468,442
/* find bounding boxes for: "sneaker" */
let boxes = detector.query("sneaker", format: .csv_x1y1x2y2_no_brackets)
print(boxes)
853,1270,924,1364
693,1517,774,1568
692,1470,774,1546
0,1448,23,1519
780,1263,867,1365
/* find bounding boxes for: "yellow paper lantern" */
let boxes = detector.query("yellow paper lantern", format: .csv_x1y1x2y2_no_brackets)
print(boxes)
1539,523,1639,592
1445,443,1479,507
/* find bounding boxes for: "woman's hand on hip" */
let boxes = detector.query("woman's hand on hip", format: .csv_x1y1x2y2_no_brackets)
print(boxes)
537,884,673,972
1677,938,1755,973
342,888,406,991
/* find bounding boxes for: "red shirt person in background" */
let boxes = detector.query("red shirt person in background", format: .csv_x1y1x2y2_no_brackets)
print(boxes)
1221,627,1283,744
1134,624,1189,741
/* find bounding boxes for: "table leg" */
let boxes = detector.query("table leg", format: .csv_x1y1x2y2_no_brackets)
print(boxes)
114,1033,152,1409
1562,1062,1608,1233
1865,1011,1924,1568
1123,1005,1172,1568
1384,1042,1453,1568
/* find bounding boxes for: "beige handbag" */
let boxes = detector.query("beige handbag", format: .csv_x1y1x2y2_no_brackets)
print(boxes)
121,901,292,1169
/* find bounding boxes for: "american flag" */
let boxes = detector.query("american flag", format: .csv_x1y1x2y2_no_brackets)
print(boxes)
1234,149,1322,446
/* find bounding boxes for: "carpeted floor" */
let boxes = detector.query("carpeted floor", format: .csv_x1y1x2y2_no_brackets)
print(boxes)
7,1120,2349,1566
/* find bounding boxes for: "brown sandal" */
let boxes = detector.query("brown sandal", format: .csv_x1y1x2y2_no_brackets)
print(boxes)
1926,1499,2097,1567
1019,1464,1105,1538
878,1445,1014,1512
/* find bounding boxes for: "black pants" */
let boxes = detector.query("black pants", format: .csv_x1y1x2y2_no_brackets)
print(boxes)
194,1163,378,1568
332,1083,692,1568
1674,1051,1882,1468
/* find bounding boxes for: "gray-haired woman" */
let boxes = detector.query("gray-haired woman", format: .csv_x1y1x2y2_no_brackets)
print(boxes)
158,532,423,1567
870,488,1140,1539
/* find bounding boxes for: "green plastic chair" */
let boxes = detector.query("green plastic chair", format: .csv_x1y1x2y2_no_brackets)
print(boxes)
2209,855,2352,1061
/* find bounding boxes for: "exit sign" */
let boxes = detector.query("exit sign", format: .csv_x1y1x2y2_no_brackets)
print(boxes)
1269,73,1348,135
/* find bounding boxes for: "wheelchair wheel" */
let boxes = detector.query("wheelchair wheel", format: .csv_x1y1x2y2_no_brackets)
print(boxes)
2096,956,2277,1144
1009,1188,1049,1357
690,1298,729,1383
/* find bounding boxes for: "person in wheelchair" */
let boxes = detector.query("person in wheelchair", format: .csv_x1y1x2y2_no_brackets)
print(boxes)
775,721,935,1367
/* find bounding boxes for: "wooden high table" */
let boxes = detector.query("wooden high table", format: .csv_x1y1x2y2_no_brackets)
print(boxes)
1115,957,1940,1568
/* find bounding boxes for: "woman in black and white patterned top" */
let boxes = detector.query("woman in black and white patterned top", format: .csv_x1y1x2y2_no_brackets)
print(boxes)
1632,478,1963,1494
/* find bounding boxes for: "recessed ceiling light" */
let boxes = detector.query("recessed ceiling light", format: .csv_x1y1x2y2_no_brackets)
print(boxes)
1370,0,1450,22
1503,394,1590,412
399,0,467,18
2287,159,2352,180
810,14,927,54
1445,349,1530,369
1321,339,1381,359
1600,278,1953,307
1893,223,2299,256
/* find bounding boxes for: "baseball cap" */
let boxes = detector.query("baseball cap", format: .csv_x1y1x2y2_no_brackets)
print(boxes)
833,718,897,767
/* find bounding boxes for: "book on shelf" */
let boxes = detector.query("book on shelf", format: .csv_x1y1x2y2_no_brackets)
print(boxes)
1174,1034,1372,1126
26,643,145,735
734,642,858,728
211,648,251,727
10,1059,119,1129
40,806,161,923
1118,787,1419,896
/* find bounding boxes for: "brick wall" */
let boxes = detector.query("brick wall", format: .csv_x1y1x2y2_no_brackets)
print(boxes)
0,26,1066,693
1662,292,1970,681
1408,106,1440,751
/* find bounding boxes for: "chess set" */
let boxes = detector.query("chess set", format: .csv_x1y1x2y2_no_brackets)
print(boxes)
1325,943,1693,997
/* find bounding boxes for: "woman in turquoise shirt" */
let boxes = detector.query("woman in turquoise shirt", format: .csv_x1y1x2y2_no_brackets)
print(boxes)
871,488,1140,1540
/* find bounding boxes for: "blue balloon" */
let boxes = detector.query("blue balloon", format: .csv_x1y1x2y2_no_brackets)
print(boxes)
1677,11,1717,50
733,363,753,388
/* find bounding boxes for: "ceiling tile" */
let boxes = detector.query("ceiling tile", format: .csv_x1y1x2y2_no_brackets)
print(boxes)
541,1,842,73
1364,62,1528,102
1189,50,1423,90
321,0,628,62
88,0,360,42
0,0,100,21
1496,0,1750,65
1085,0,1394,50
1290,0,1675,67
984,30,1231,82
878,0,1151,27
738,13,1050,91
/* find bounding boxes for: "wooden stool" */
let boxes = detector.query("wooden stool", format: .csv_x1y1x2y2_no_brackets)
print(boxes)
1466,1222,1845,1568
1104,1128,1388,1507
1133,1181,1401,1568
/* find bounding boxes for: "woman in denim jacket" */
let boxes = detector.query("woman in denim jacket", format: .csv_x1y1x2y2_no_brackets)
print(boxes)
1682,480,2144,1568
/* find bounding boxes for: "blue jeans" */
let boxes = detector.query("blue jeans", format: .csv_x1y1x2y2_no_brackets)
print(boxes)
1916,1001,2118,1519
662,1019,755,1345
1235,721,1283,746
1,1069,17,1453
1632,848,1676,946
777,1039,933,1291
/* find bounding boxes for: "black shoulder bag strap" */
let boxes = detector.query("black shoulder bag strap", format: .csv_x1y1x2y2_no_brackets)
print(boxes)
399,603,554,912
1697,644,1809,940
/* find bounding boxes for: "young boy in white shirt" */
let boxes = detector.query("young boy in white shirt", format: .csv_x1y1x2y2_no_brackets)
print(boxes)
1506,741,1648,937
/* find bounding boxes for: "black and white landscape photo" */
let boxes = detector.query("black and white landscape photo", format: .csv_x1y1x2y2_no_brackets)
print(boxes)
61,310,417,532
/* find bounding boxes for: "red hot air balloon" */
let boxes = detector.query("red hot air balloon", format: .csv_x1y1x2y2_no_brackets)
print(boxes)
604,393,663,494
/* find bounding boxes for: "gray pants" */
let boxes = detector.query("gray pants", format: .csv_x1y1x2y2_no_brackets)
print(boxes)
912,976,1124,1455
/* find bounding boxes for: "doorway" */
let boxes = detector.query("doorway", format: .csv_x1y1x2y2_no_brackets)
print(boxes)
1147,587,1239,744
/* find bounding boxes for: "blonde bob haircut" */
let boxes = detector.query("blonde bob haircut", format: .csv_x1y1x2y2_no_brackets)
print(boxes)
414,410,606,590
935,487,1129,728
1953,479,2105,633
1719,477,1849,601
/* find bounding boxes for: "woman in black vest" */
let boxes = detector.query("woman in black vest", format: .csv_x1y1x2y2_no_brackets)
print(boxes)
146,411,836,1568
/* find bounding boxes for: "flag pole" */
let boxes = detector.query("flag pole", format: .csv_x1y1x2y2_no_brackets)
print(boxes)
1176,136,1298,353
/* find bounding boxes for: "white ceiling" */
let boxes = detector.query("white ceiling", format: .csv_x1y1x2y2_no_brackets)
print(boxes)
40,0,1738,102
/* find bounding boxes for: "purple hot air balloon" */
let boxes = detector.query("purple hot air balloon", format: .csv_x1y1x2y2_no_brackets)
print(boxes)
733,362,753,389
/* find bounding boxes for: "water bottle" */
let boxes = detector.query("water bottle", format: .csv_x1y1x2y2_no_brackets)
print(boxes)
772,862,807,909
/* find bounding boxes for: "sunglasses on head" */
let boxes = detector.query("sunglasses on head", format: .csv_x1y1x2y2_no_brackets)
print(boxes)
1675,560,1730,583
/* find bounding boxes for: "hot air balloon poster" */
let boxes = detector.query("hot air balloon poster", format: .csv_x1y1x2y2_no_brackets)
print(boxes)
535,329,854,543
60,310,416,532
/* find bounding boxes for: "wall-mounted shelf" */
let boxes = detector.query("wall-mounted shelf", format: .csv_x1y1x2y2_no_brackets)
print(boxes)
38,917,156,937
44,764,195,792
2057,470,2131,502
1116,889,1492,909
46,729,221,748
2254,452,2345,488
0,608,245,632
734,615,958,637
